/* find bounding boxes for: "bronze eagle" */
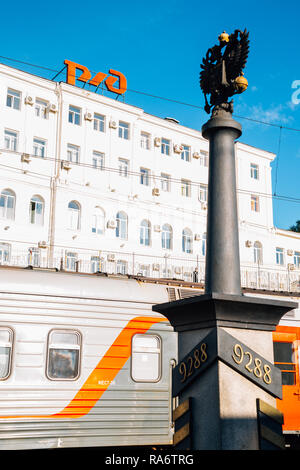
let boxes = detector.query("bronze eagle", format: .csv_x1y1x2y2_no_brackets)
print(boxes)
200,29,250,115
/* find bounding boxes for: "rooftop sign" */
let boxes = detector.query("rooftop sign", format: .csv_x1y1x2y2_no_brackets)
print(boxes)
64,59,127,95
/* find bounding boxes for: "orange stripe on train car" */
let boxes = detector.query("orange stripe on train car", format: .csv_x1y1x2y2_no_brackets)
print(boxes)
0,315,165,419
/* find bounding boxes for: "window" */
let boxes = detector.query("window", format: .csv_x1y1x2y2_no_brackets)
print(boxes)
91,256,101,273
276,247,284,266
199,184,208,202
254,241,263,264
202,233,207,256
273,341,296,386
35,99,48,119
250,163,259,180
92,151,105,170
47,330,81,380
68,105,81,125
6,88,21,110
4,130,17,151
140,168,150,186
116,211,128,239
0,243,10,264
181,179,191,197
118,158,129,177
181,145,190,162
118,121,129,139
182,228,193,254
92,207,105,235
131,334,161,382
116,260,127,275
28,247,40,267
33,138,46,158
140,220,151,246
0,328,13,380
140,132,150,149
93,113,105,132
0,189,15,220
162,224,172,250
294,251,300,268
199,150,208,167
30,195,44,225
68,201,80,230
161,138,170,155
251,195,259,212
66,252,78,271
161,173,170,192
138,265,150,277
67,144,80,163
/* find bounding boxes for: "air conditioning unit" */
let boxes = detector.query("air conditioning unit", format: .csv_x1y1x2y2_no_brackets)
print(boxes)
152,263,160,271
201,202,207,210
154,137,161,147
25,96,34,105
194,233,201,241
49,103,57,113
193,152,200,159
38,241,48,249
288,263,295,271
245,240,252,247
153,225,161,232
61,160,71,171
107,220,117,229
287,249,294,256
84,112,93,121
107,254,115,262
152,188,160,196
109,120,117,129
174,144,183,154
21,153,31,163
174,267,182,274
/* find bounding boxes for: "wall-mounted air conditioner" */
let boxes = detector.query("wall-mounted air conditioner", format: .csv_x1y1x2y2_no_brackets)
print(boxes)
109,120,117,129
152,263,160,271
154,137,161,147
194,233,201,241
38,241,48,249
107,220,117,229
48,103,57,113
245,240,252,247
61,160,71,171
25,96,34,105
174,144,183,154
193,152,200,159
21,153,31,163
107,254,115,262
152,188,160,196
287,249,294,256
84,112,93,121
174,267,182,274
153,225,161,232
288,263,295,271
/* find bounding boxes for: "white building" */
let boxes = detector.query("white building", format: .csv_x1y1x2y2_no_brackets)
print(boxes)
0,62,299,291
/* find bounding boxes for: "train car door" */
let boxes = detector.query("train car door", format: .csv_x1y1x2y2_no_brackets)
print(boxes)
273,327,300,432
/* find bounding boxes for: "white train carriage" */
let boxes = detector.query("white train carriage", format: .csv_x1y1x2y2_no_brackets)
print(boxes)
0,267,177,450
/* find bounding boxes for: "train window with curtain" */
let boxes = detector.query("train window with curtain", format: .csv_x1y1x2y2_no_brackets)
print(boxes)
47,330,81,380
0,328,13,380
131,334,161,382
273,341,296,385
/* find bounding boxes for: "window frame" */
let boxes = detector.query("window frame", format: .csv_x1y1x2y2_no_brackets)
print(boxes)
251,194,260,212
118,121,130,140
0,189,16,220
118,158,129,177
68,105,81,126
181,179,191,197
29,195,44,226
46,329,82,381
0,327,14,380
33,137,47,158
250,163,259,180
35,98,48,119
161,138,170,156
181,145,191,162
4,129,18,152
131,334,162,383
6,88,21,110
276,247,284,266
67,143,80,164
140,131,151,150
140,168,150,186
93,113,105,132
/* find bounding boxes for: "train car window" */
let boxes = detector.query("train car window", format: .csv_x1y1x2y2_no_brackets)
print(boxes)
0,328,13,380
131,334,161,382
47,330,81,380
273,341,296,385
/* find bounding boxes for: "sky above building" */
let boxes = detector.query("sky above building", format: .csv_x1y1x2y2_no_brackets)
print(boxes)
0,0,299,230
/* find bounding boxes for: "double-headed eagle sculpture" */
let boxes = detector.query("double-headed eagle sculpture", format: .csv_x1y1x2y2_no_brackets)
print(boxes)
200,29,250,116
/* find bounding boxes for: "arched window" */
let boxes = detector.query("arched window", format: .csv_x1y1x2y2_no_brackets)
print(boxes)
162,224,172,250
68,201,80,230
140,220,151,246
92,207,105,235
0,189,15,220
30,195,44,225
254,241,263,264
182,228,193,253
116,211,128,239
202,233,206,256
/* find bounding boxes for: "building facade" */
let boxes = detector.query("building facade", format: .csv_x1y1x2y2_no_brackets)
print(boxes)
0,63,299,291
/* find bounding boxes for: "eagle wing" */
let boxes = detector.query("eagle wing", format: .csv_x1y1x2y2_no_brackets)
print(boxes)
224,29,250,82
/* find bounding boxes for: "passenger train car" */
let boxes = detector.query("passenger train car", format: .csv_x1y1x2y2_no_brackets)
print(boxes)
0,266,300,450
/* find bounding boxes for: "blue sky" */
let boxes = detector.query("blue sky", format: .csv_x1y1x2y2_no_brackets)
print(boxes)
1,0,299,230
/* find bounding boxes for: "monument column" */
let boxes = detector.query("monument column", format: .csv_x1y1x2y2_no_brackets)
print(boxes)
153,29,297,450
